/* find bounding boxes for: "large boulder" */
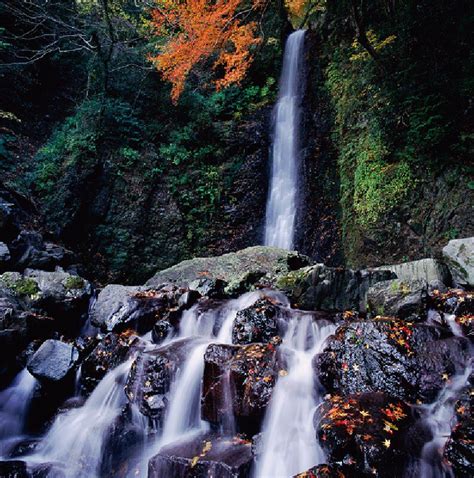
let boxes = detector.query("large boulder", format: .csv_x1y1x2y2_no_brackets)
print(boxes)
375,258,451,285
315,319,470,403
27,339,79,385
202,341,283,435
367,279,428,320
315,392,426,477
442,237,474,288
90,284,184,333
146,246,311,293
148,433,253,478
276,264,395,312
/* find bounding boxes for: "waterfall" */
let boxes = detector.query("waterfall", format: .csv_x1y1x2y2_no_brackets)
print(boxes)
0,369,38,457
254,316,335,477
264,30,305,250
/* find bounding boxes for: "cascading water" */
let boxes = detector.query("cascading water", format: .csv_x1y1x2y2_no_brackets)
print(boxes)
254,316,335,477
264,30,305,250
0,368,38,457
26,358,133,478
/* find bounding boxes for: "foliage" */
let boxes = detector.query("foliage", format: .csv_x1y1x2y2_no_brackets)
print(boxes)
148,0,268,102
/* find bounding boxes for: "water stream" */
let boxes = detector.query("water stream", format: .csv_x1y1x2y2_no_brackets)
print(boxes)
264,30,305,250
254,316,335,477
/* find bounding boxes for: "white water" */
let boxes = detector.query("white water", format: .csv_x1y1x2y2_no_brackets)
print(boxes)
418,361,472,477
264,30,305,250
26,358,133,478
0,369,38,457
254,316,335,477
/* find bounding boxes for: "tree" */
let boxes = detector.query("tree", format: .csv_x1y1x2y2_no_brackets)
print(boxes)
148,0,270,103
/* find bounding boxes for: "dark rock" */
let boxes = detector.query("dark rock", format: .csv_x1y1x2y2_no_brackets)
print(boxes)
8,438,39,458
27,339,79,384
9,231,73,271
81,332,138,395
151,320,173,344
293,464,345,477
178,290,201,309
0,460,28,478
0,242,11,268
29,462,66,478
315,392,419,477
125,338,195,421
367,279,428,320
90,284,182,333
232,299,279,345
148,433,253,478
316,319,470,403
189,278,227,299
0,329,28,386
202,341,282,435
444,376,474,477
276,265,395,312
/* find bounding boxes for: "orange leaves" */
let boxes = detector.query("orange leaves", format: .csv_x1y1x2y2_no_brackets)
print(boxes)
148,0,265,103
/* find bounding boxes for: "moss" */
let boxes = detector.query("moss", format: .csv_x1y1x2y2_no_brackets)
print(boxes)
0,273,39,296
64,275,85,290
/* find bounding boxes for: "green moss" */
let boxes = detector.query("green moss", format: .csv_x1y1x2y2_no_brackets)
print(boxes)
0,273,39,297
64,276,85,290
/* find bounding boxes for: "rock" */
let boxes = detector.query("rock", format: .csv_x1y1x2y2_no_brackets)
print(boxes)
315,392,422,477
315,319,470,403
27,339,79,384
9,231,74,271
90,284,182,333
0,269,92,335
0,460,28,478
444,376,473,478
367,279,428,320
276,264,395,312
125,338,195,421
442,237,474,287
178,289,201,308
0,241,11,268
148,433,253,478
81,332,139,395
146,246,311,292
293,464,345,477
189,278,227,298
232,299,279,345
151,320,173,344
202,341,282,435
375,258,451,285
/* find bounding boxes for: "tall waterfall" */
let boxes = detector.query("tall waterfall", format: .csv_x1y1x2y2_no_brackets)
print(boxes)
264,30,305,250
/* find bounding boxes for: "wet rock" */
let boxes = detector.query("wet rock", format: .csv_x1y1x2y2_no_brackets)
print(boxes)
316,319,470,403
0,329,28,385
178,289,201,309
27,339,79,384
81,332,139,395
0,460,28,478
315,393,420,477
276,265,395,312
146,246,311,292
367,279,428,320
375,258,451,286
189,278,226,299
202,341,282,434
125,338,195,421
90,284,182,333
442,237,474,288
293,464,345,478
444,376,473,477
232,299,279,345
148,433,253,478
29,463,66,478
151,320,173,344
